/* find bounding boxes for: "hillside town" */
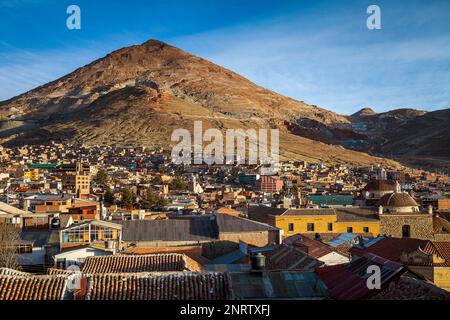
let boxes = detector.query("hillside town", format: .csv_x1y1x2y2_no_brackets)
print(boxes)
0,142,449,300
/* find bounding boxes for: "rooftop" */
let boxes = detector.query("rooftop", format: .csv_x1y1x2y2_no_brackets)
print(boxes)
117,218,218,242
350,237,429,262
379,192,419,208
315,253,405,300
284,234,341,259
0,275,67,300
86,272,232,300
263,244,324,271
229,271,328,299
81,253,193,274
363,179,397,192
282,207,379,222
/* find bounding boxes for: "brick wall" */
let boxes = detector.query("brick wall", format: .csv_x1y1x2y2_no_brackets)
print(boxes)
380,214,434,240
218,230,277,247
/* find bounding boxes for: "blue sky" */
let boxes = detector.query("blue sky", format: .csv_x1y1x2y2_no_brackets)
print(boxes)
0,0,449,114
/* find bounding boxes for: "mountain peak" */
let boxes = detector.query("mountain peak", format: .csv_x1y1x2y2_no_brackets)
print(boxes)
351,107,376,118
142,39,170,47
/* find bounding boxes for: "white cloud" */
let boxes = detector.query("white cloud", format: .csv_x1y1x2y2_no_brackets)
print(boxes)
170,13,450,114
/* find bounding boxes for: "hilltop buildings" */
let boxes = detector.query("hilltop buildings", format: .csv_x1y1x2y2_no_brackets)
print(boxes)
0,143,449,299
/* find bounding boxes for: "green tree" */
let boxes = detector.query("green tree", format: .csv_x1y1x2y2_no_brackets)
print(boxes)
94,168,109,186
151,175,163,185
103,188,115,205
169,175,188,191
121,189,136,208
140,188,168,209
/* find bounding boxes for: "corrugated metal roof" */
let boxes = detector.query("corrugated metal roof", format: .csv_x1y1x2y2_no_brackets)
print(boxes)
118,218,218,242
230,271,328,299
309,195,354,206
315,253,405,300
326,233,360,247
215,213,278,233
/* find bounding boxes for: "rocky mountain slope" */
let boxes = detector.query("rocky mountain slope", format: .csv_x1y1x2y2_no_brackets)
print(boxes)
346,107,449,168
0,39,424,168
379,109,450,167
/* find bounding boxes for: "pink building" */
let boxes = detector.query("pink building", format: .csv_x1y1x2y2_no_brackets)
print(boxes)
255,176,283,192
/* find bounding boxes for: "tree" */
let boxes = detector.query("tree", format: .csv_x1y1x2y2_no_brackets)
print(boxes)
169,175,188,191
93,168,109,186
151,175,163,185
121,189,136,208
140,188,168,209
0,223,20,269
103,188,115,205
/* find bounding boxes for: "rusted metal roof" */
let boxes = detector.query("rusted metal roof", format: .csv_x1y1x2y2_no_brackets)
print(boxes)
315,253,404,300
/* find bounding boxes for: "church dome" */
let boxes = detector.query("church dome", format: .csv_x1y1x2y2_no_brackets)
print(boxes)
363,179,396,192
378,192,419,207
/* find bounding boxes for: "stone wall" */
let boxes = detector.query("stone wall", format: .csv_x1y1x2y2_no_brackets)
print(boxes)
218,230,278,247
434,234,450,241
380,214,434,240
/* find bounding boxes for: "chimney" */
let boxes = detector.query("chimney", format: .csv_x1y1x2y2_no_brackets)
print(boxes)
378,205,383,215
427,205,433,215
251,252,266,273
395,181,401,193
357,235,365,247
22,198,30,211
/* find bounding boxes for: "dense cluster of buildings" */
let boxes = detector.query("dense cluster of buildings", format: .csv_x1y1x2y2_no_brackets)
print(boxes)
0,142,449,300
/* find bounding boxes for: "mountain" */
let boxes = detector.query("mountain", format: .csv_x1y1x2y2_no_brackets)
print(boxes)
350,107,377,120
344,107,450,168
346,108,427,146
0,39,407,167
379,109,450,167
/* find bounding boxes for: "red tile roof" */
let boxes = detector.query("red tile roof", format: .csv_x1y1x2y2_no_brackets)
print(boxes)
284,234,342,259
0,275,67,300
86,272,232,300
47,268,78,276
0,268,30,276
369,276,450,300
420,241,450,267
81,253,191,274
350,237,429,262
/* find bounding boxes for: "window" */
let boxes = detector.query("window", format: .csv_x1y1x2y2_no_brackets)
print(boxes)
402,225,411,238
363,227,369,233
288,223,294,232
17,244,32,254
347,227,353,233
56,258,66,268
307,223,315,232
104,229,113,239
327,223,333,231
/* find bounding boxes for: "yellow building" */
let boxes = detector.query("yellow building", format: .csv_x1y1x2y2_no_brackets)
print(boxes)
62,172,90,196
249,206,380,238
399,241,450,292
75,174,90,196
24,169,42,181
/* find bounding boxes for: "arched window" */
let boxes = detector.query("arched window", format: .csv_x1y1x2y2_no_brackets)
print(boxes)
402,225,411,238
